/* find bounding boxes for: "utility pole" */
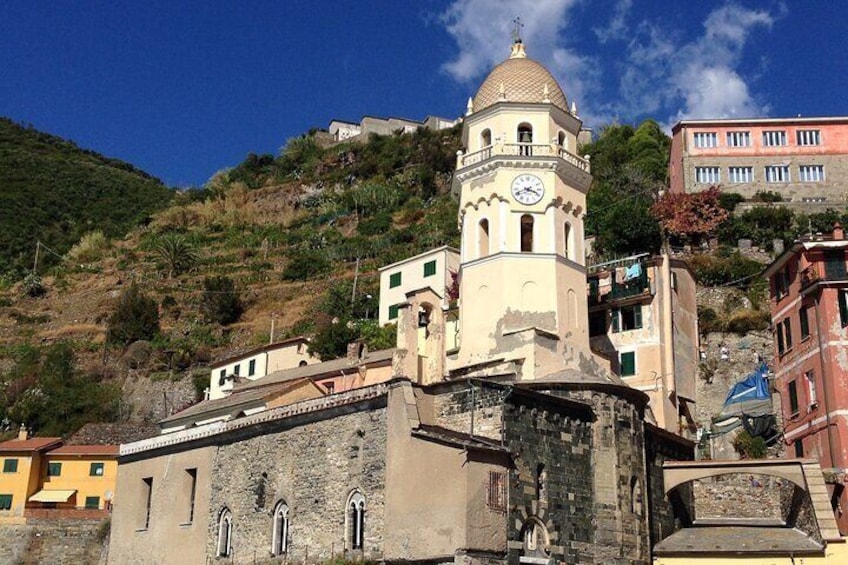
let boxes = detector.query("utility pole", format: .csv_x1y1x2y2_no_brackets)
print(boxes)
32,241,40,273
351,257,360,305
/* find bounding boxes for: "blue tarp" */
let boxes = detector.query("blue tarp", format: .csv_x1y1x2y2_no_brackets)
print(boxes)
723,362,770,408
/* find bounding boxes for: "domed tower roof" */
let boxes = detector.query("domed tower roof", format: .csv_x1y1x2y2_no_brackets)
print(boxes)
472,41,569,113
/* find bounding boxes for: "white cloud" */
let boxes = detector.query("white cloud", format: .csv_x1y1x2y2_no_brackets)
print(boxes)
593,0,632,43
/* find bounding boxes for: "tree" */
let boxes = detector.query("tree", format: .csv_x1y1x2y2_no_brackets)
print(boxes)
153,233,197,278
106,284,160,346
651,186,729,245
200,276,243,325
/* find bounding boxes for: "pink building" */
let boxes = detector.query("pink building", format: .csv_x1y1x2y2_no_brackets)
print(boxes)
670,117,848,203
764,224,848,534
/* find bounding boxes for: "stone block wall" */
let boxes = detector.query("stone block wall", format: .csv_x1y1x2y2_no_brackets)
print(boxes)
645,428,694,550
432,383,508,440
502,392,594,565
207,403,388,563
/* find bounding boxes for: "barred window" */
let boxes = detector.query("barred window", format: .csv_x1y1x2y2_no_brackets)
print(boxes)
487,471,506,512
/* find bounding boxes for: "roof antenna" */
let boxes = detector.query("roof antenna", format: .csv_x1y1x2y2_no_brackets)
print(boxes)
512,16,524,43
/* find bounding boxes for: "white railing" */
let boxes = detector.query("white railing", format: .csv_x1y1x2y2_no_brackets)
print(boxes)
459,143,590,172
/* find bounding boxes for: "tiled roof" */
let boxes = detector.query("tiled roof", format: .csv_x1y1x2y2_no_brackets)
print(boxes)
0,437,62,453
474,53,568,113
47,445,119,457
66,422,159,445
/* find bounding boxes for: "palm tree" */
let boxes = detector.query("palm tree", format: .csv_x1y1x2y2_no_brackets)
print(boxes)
153,233,197,278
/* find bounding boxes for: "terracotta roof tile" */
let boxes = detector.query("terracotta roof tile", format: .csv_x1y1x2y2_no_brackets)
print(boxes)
0,437,63,453
47,445,119,457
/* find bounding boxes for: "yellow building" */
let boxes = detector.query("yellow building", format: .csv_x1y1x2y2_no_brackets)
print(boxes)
0,427,118,522
0,428,61,524
35,445,119,512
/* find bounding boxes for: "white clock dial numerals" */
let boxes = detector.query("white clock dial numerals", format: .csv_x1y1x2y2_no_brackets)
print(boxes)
511,175,544,205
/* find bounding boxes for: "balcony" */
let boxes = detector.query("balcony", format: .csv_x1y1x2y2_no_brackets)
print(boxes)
588,267,651,304
458,143,590,173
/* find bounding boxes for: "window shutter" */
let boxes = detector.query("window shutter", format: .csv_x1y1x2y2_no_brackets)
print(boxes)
840,291,848,327
620,352,635,376
776,323,785,354
611,310,620,333
633,305,643,329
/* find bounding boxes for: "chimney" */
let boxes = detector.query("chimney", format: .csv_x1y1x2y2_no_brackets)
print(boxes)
833,222,844,240
346,340,367,361
18,424,28,441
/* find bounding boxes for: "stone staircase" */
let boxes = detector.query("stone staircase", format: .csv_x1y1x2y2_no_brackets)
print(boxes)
802,460,842,542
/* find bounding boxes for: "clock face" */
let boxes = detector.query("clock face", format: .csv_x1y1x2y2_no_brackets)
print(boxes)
511,174,545,205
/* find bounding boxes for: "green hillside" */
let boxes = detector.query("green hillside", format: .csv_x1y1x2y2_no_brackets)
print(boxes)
0,117,173,275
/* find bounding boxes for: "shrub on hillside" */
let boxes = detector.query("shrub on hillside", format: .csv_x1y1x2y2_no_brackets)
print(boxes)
200,276,243,325
282,250,331,281
697,305,723,335
750,190,783,202
732,430,767,459
67,231,110,263
357,211,392,236
724,309,770,335
21,273,46,298
718,192,745,212
106,285,160,346
687,251,763,288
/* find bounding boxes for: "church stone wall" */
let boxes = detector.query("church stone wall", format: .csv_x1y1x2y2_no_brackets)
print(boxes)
431,383,508,440
206,403,388,562
645,427,695,550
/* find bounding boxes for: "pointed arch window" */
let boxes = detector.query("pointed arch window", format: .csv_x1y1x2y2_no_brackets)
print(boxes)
563,221,574,260
536,463,547,505
271,501,289,556
216,507,233,557
347,490,365,551
557,131,566,148
478,218,490,258
520,215,534,252
518,123,533,155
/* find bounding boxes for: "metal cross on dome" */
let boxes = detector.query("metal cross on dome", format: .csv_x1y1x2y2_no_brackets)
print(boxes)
512,17,524,42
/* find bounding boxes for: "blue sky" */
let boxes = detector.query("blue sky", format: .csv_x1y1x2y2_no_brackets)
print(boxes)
1,1,845,187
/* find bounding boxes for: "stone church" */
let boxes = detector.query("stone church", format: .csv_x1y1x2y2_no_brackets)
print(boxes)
108,39,693,565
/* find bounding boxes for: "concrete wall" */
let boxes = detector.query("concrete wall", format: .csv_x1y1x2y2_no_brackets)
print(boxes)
108,446,214,565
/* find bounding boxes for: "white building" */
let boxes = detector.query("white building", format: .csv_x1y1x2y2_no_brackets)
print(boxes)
378,246,459,327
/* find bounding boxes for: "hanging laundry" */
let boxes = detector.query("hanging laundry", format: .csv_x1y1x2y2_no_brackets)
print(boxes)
624,262,642,281
615,267,626,284
597,273,612,297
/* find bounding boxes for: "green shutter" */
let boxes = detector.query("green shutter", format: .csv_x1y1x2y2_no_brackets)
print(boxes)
788,380,799,414
0,494,12,510
90,463,104,476
783,318,792,349
776,322,785,354
3,459,18,473
248,359,256,376
85,496,100,509
389,272,402,288
620,352,636,376
633,305,643,329
611,310,620,333
47,462,62,476
799,307,810,338
423,260,437,277
388,304,399,320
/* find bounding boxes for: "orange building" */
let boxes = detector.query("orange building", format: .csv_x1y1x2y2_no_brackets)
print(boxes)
0,429,61,523
669,117,848,203
763,224,848,534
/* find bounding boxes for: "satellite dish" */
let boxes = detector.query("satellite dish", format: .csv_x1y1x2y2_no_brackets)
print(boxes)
104,490,114,501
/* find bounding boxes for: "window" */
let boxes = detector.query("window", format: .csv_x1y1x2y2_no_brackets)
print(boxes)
794,439,804,458
776,320,785,355
142,477,153,529
3,459,18,473
47,462,62,477
0,494,11,510
481,128,492,148
797,129,821,146
233,364,240,377
487,471,506,512
799,306,810,339
272,501,290,556
85,496,100,509
728,166,753,183
612,305,642,332
248,359,256,377
520,215,534,252
388,304,399,320
774,267,791,300
693,132,717,148
762,130,787,146
799,165,824,182
478,218,489,257
589,311,606,337
423,260,436,278
389,272,402,288
557,131,566,148
783,318,793,351
765,165,790,183
563,222,572,260
824,250,847,279
840,291,848,327
518,123,533,155
89,463,104,477
218,369,226,386
186,469,197,523
535,464,547,505
695,166,720,184
805,370,817,407
630,476,643,516
726,131,751,147
620,351,636,377
347,491,365,551
788,380,799,416
217,508,233,557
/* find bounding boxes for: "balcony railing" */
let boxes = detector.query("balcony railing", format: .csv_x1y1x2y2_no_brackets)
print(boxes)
458,143,590,172
588,266,650,304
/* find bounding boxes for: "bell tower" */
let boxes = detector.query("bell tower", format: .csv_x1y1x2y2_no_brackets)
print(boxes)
452,39,595,378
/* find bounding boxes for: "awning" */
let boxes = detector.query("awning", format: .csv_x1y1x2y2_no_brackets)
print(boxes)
28,489,76,503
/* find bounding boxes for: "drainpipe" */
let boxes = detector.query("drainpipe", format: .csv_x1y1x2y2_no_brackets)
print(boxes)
812,293,837,465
